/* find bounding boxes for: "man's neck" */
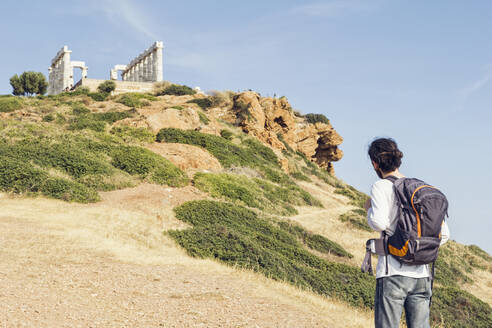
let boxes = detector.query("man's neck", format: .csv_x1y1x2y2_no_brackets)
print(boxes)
381,169,404,179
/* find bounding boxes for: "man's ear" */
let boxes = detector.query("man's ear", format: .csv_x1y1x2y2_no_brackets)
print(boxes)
371,161,379,170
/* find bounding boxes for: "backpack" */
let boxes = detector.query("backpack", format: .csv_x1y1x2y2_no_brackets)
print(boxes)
385,175,448,265
361,176,449,275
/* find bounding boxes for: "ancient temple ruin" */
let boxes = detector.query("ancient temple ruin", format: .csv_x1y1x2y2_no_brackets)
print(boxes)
47,46,88,95
47,41,164,95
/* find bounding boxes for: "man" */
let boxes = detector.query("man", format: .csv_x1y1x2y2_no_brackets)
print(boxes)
364,138,450,328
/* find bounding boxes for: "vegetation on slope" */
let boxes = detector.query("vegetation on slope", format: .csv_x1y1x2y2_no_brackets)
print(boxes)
156,128,295,186
0,96,187,202
193,172,321,216
169,200,370,307
2,92,491,327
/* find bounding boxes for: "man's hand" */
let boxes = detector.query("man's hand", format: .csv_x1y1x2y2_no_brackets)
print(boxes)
364,198,372,212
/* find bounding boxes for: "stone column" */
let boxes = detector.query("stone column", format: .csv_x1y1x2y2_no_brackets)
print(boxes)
62,46,73,91
142,57,147,82
146,52,153,81
154,41,163,82
137,60,143,81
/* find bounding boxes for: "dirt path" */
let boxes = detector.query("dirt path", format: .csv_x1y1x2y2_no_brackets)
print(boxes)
0,191,373,327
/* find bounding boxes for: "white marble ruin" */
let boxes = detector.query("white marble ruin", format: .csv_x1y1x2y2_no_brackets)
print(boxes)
48,46,88,95
48,41,164,95
118,41,163,82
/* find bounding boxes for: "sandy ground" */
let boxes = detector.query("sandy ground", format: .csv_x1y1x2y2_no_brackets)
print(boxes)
0,185,375,328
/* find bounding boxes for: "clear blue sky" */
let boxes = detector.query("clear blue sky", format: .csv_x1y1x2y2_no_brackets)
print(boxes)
1,0,491,254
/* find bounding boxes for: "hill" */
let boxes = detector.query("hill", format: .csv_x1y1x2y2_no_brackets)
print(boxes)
0,87,491,327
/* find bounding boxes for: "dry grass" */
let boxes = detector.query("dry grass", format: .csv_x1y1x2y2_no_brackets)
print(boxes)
0,186,376,327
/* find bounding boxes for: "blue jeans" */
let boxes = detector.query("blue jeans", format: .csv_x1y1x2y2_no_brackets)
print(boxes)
375,275,432,328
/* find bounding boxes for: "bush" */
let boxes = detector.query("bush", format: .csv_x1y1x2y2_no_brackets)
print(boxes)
92,111,132,123
305,113,330,125
156,84,196,96
290,171,311,182
0,155,99,203
41,177,100,203
70,87,90,96
111,146,188,187
116,93,157,108
0,97,23,112
42,114,55,122
431,287,492,328
339,210,372,232
97,81,116,93
69,110,133,132
71,103,90,115
0,155,47,193
193,172,321,216
156,128,279,170
187,98,212,110
110,126,155,143
197,111,209,125
69,115,106,132
220,129,233,140
169,200,373,308
278,221,352,258
88,92,108,102
209,90,235,107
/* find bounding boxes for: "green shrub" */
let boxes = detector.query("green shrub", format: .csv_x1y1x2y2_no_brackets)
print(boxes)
290,171,311,182
0,97,23,112
70,87,90,96
156,84,196,96
116,93,157,108
169,200,374,308
338,210,372,232
0,155,46,193
110,126,155,143
187,98,212,109
92,111,132,123
170,105,184,110
156,128,279,170
71,103,90,115
193,172,321,216
111,146,188,187
97,81,116,93
0,139,113,179
0,155,99,203
220,129,233,140
335,185,369,208
88,92,108,102
41,177,100,203
431,287,492,328
42,114,55,122
278,221,352,258
305,113,330,125
69,115,106,132
197,111,210,125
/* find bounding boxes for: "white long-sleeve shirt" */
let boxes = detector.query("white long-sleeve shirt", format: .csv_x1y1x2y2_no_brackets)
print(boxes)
367,179,450,279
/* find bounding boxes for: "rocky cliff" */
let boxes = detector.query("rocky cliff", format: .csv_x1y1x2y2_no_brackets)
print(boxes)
224,91,343,174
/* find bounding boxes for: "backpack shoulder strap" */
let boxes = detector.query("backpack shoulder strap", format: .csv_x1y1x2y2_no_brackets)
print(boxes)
384,175,399,183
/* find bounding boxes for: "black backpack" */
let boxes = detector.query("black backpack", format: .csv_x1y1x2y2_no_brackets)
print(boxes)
385,175,448,265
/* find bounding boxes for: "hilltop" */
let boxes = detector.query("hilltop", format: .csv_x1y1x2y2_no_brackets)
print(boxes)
0,86,491,327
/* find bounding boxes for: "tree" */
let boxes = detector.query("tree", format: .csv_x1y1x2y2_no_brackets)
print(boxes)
97,80,116,93
9,71,48,96
9,75,24,96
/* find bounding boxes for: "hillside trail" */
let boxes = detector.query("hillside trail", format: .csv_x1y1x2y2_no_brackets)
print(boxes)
291,180,379,266
0,185,374,328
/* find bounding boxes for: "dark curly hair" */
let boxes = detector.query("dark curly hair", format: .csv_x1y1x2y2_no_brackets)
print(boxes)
368,138,403,173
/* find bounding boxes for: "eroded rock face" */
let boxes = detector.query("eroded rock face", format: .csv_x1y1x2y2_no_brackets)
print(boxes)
231,91,343,174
